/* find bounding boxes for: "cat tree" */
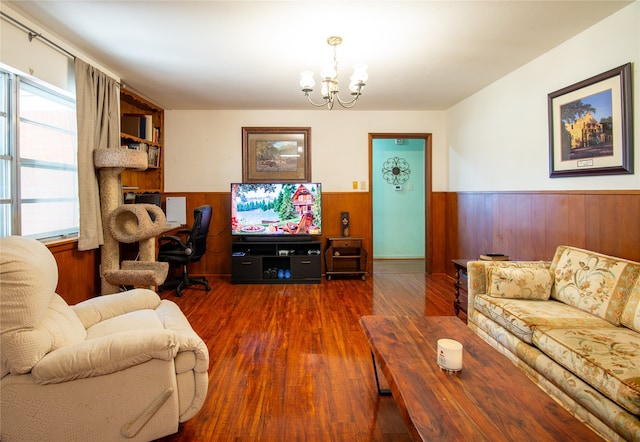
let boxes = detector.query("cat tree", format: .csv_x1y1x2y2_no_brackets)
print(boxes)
94,148,168,294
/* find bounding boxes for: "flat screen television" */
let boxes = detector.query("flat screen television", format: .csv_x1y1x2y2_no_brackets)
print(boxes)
231,183,322,237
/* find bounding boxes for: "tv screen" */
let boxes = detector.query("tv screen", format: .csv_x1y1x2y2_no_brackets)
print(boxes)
231,183,322,236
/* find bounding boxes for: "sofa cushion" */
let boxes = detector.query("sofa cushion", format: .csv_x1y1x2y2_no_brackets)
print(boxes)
474,294,616,344
31,329,177,384
621,277,640,333
551,246,640,326
2,294,87,374
0,236,58,334
85,309,164,340
0,237,87,375
488,267,553,300
72,289,161,329
533,327,640,415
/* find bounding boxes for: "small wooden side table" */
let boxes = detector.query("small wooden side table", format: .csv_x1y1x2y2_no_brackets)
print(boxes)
324,237,367,280
452,259,471,317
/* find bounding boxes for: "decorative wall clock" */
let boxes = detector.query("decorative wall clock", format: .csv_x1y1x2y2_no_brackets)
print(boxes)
382,157,411,185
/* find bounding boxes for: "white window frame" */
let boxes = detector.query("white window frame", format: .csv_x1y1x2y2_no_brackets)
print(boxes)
0,65,78,240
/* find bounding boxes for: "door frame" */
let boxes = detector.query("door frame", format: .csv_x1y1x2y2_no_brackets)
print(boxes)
368,133,433,274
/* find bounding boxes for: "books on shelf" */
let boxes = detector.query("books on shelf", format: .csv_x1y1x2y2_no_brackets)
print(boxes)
121,142,159,167
147,145,160,167
122,142,148,152
479,254,510,261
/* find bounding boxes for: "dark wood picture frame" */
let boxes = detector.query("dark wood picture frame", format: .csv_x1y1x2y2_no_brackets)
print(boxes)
548,63,633,178
242,127,311,183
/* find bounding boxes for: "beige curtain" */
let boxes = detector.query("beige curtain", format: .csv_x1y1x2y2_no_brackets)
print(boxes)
75,59,120,251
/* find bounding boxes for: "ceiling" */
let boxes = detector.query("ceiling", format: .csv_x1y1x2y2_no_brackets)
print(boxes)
6,1,633,111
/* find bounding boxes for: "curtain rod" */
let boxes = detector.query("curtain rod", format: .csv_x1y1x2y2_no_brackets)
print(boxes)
1,11,76,60
1,10,124,88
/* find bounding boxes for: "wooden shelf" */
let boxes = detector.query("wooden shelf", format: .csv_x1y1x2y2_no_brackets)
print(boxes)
119,132,162,148
120,89,164,193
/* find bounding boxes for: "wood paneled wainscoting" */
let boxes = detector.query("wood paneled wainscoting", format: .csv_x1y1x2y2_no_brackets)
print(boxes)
46,239,100,305
442,190,640,277
47,189,639,303
146,189,640,279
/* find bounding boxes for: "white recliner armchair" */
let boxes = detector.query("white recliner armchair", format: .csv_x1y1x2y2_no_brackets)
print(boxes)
0,236,209,441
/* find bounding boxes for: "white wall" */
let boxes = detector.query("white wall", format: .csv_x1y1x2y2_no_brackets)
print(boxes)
5,1,637,194
165,110,446,192
1,3,447,194
0,4,119,92
446,2,640,191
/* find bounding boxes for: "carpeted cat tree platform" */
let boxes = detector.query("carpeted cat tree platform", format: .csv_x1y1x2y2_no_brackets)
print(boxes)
94,148,168,294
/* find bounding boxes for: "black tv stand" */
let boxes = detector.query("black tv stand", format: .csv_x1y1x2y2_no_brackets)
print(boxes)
231,239,321,284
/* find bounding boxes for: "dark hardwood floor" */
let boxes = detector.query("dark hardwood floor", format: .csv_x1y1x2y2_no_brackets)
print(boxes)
157,260,459,441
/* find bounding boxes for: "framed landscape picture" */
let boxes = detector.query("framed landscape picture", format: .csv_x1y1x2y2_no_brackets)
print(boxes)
548,63,633,177
242,127,311,183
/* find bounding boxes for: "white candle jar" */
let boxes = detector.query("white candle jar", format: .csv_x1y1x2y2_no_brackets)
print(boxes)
437,338,463,372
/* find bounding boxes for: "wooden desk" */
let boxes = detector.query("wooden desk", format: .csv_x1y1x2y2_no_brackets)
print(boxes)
360,316,600,441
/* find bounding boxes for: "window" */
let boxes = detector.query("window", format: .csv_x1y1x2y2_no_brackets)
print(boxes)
0,67,78,240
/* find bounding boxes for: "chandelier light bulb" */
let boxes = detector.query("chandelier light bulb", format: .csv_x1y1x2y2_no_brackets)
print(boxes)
349,65,368,95
321,82,329,98
300,71,315,91
352,64,368,84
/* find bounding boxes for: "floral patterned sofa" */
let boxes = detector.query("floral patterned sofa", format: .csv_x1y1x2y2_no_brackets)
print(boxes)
467,245,640,441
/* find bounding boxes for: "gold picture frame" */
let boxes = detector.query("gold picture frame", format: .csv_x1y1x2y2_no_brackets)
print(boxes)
242,127,311,183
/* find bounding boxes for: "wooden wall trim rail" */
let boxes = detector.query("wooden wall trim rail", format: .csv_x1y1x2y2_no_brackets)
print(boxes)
454,190,640,195
47,190,639,304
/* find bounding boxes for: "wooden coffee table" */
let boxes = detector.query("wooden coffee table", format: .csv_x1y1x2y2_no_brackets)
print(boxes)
360,316,601,441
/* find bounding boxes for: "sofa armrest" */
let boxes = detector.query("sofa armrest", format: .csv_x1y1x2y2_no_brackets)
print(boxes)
155,300,209,373
31,329,177,384
467,260,552,318
72,289,162,329
153,299,209,421
467,261,486,318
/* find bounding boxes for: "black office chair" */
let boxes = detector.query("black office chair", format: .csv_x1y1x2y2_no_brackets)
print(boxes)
158,205,212,297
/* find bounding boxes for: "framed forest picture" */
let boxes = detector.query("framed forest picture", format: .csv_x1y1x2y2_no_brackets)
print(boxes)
242,127,311,183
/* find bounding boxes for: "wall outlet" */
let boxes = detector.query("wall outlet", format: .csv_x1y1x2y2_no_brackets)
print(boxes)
360,181,366,190
352,181,358,190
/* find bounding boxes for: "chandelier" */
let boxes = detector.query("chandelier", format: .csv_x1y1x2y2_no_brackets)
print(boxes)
299,36,368,110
